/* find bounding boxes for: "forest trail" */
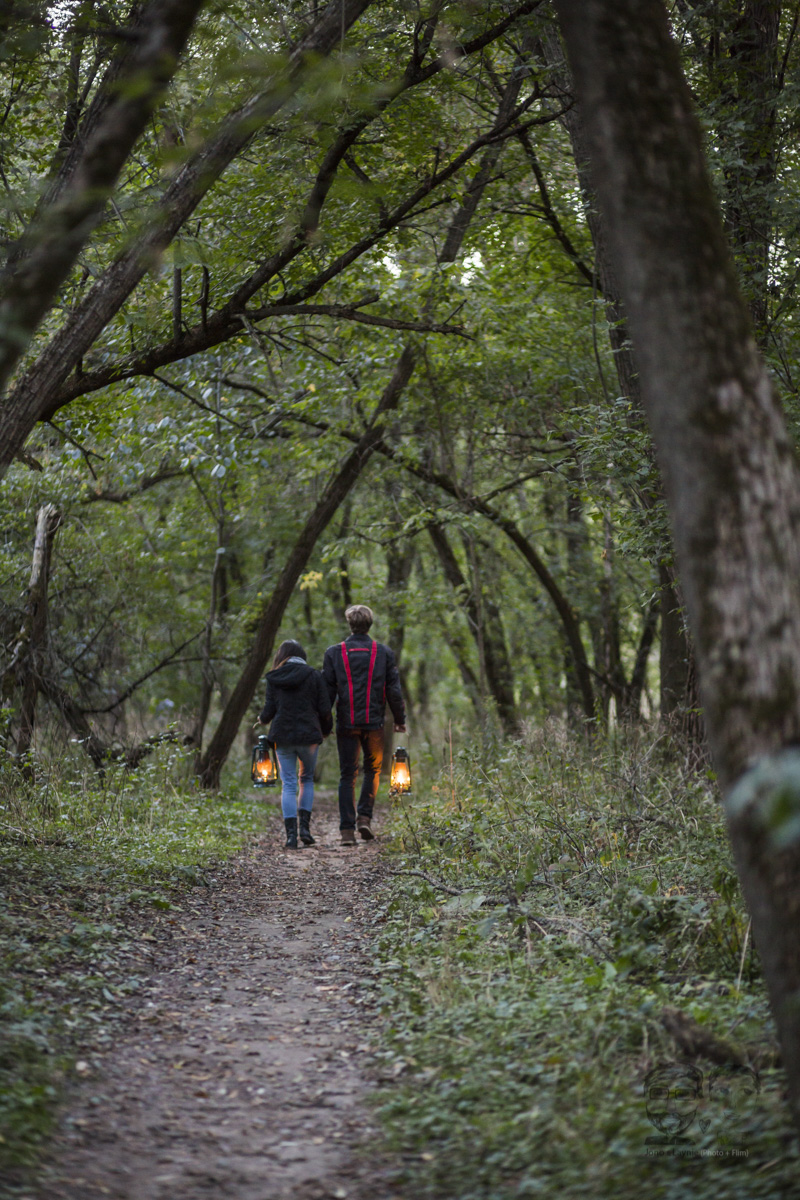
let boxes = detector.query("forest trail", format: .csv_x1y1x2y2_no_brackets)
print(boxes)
29,793,398,1200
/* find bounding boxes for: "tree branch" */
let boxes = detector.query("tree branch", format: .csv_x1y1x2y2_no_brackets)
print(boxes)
46,106,564,411
0,0,207,394
82,466,188,503
243,302,471,338
0,0,374,478
80,631,204,713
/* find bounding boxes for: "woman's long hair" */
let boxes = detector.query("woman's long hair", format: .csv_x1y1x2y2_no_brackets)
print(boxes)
272,639,307,669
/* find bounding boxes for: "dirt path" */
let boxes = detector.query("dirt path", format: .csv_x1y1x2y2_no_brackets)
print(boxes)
28,794,401,1200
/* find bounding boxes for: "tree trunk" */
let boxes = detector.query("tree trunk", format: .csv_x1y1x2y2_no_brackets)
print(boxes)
3,504,62,765
555,0,800,1130
429,524,518,734
188,382,228,758
197,347,417,788
381,533,415,770
562,474,597,723
658,561,689,721
542,30,696,721
541,27,642,417
718,1,782,340
620,591,660,721
187,544,224,760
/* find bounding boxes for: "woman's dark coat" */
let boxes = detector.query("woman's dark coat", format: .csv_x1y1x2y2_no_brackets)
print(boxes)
259,658,333,745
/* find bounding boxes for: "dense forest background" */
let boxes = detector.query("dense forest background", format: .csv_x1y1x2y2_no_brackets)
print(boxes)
5,0,772,779
5,0,800,1192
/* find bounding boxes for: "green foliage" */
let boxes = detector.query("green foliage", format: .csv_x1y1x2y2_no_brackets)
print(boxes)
2,2,800,1188
372,731,797,1198
0,743,263,1169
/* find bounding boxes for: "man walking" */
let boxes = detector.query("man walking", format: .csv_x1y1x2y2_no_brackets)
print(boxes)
323,604,406,845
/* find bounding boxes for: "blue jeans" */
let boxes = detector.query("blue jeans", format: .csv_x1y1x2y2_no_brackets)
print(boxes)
275,743,319,819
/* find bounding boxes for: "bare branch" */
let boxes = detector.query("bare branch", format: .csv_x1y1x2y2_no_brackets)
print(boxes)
80,630,204,713
244,301,471,337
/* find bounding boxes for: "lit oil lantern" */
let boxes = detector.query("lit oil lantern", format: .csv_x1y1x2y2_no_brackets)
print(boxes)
251,734,279,787
389,746,412,795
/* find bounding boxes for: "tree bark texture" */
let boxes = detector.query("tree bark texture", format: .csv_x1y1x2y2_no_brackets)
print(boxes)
542,28,700,724
555,0,800,1128
2,503,62,763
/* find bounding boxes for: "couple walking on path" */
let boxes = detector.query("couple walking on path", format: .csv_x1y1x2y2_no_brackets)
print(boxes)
258,604,407,849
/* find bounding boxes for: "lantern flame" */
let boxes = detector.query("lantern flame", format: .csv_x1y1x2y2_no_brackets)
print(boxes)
390,747,412,795
251,736,279,787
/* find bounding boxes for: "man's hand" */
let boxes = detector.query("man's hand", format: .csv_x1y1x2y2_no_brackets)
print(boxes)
394,723,407,733
252,720,263,730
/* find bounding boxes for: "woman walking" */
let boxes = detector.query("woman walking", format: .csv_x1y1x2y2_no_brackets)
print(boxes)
258,640,332,849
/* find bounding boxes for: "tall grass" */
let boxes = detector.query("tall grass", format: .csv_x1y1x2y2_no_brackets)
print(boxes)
373,723,798,1199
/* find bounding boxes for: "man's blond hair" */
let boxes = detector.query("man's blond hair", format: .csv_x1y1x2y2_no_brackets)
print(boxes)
345,604,374,634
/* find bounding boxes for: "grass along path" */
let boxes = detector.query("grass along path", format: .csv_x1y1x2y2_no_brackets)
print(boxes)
368,732,800,1199
4,791,398,1200
6,729,800,1200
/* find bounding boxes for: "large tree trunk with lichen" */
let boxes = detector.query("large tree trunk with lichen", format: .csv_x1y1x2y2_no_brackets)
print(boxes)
542,26,697,727
555,0,800,1130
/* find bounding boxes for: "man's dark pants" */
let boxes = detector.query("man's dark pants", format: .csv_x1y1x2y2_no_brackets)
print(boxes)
337,726,384,830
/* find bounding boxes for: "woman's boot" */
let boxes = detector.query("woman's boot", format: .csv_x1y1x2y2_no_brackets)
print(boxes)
284,817,298,849
299,809,315,846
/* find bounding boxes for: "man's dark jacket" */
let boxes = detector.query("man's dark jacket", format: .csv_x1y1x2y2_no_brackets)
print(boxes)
322,633,405,730
259,658,333,745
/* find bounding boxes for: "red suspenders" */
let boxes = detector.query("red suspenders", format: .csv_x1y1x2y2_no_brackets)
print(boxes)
365,640,378,722
340,641,355,724
340,640,379,724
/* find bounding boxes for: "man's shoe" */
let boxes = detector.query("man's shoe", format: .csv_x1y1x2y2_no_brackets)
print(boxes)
340,828,357,846
356,816,374,841
284,817,299,850
299,809,315,846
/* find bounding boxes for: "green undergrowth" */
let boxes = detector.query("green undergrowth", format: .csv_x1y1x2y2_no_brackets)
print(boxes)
374,725,799,1199
0,742,264,1176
